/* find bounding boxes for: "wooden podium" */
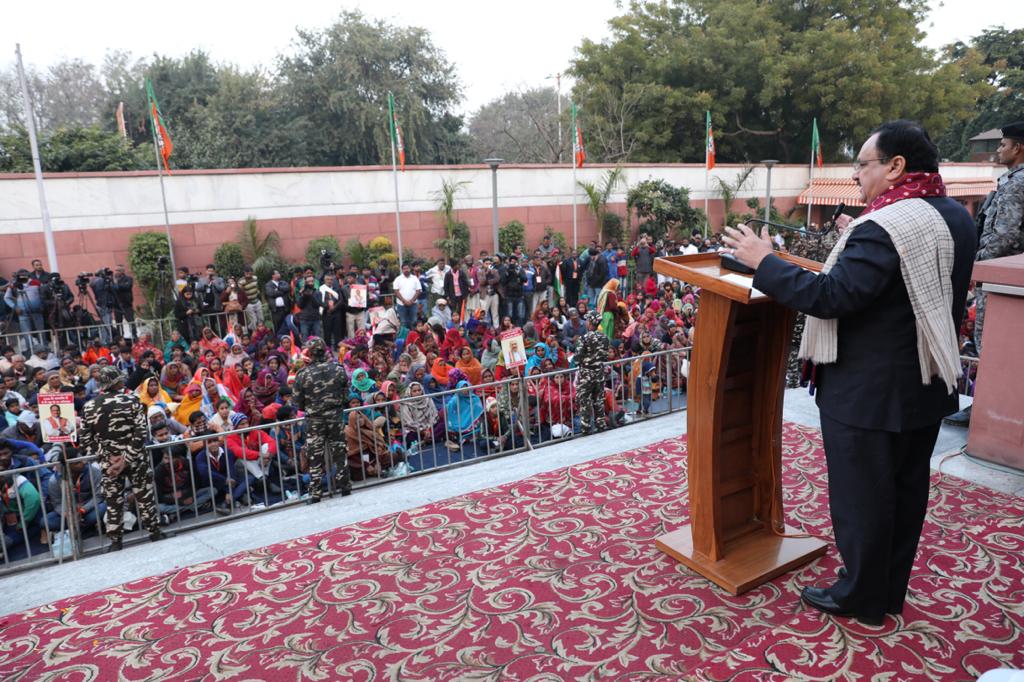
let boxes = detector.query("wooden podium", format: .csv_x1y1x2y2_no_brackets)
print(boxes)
653,253,827,594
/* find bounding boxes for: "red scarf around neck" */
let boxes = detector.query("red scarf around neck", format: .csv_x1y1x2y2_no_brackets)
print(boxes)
862,172,946,215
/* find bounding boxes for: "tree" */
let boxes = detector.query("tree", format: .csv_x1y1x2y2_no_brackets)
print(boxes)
127,232,174,316
937,27,1024,160
277,11,468,167
432,178,471,261
499,220,526,254
213,242,246,280
713,167,755,230
626,179,702,241
570,0,986,163
469,87,566,162
578,166,625,243
0,125,149,172
237,217,285,287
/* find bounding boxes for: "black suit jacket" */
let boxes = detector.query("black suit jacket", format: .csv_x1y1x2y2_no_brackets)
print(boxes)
753,197,976,432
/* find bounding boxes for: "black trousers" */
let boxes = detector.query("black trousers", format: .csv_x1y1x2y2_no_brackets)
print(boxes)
819,413,941,618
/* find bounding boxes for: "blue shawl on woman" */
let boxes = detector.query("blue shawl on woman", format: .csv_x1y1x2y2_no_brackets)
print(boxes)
444,380,484,436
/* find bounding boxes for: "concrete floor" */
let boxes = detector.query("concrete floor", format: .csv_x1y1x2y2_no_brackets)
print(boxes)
2,389,1020,617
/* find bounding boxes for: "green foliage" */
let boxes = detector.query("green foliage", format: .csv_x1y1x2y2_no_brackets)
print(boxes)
499,220,526,255
367,237,397,272
433,178,472,261
345,238,369,269
544,226,568,254
237,217,284,287
578,166,625,242
277,11,471,166
569,0,985,163
0,125,149,172
937,28,1024,160
714,167,755,229
305,236,342,269
213,242,246,280
126,232,173,316
626,179,701,242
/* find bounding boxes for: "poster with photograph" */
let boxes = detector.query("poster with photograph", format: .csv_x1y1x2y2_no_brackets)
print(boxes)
39,393,76,444
367,306,386,330
348,284,368,309
500,328,527,369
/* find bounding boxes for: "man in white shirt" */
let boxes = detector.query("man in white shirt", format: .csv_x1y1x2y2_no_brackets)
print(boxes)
26,346,59,372
424,258,450,310
681,238,700,256
392,263,422,331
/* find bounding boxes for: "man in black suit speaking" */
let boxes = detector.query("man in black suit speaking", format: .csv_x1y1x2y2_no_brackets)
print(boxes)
722,120,976,625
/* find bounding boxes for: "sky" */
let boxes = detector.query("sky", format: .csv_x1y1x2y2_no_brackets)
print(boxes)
2,0,1012,117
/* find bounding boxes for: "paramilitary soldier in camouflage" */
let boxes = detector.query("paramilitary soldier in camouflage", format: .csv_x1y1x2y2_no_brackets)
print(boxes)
575,310,611,433
79,366,163,551
785,223,840,387
975,120,1024,351
292,337,351,503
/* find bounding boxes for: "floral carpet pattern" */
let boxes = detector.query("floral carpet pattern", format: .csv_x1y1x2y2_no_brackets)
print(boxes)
1,423,1022,681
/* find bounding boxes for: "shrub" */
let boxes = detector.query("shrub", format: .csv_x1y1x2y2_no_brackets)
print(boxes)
345,238,368,269
498,219,526,255
213,242,246,280
305,236,342,270
626,179,702,242
126,232,173,316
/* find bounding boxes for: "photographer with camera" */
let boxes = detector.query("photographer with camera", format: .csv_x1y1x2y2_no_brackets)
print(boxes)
88,269,117,344
41,273,74,345
173,286,203,343
196,264,226,334
112,265,136,337
295,274,323,341
3,270,47,353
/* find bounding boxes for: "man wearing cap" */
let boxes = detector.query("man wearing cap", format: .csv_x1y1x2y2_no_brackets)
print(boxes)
292,337,351,503
574,310,610,433
80,366,164,551
946,121,1024,426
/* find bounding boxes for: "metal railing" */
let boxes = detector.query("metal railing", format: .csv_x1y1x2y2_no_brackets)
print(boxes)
0,345,691,575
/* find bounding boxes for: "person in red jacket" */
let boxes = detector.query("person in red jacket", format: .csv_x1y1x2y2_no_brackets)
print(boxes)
224,412,282,501
539,372,577,439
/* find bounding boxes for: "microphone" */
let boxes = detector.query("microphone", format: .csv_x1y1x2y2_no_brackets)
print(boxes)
719,204,846,275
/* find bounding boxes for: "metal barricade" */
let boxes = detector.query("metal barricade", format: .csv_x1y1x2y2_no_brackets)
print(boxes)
0,346,692,575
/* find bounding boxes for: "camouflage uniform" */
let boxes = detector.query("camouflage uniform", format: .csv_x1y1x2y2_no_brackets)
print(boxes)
575,311,610,432
785,227,839,387
974,162,1024,353
292,338,351,501
79,366,161,545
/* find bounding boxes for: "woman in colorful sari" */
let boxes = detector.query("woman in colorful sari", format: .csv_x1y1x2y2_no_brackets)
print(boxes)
439,328,467,363
525,342,550,373
351,368,377,403
174,381,204,425
344,394,401,480
444,380,484,446
137,376,172,409
455,346,483,385
199,326,229,358
251,372,280,409
236,387,264,427
200,374,233,419
398,381,441,447
480,339,501,373
160,361,189,401
223,343,249,369
595,278,620,341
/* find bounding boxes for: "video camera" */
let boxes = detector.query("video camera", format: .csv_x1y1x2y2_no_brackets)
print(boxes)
319,249,336,272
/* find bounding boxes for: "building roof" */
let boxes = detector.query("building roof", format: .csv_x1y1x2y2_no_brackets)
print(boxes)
969,128,1004,142
797,177,996,207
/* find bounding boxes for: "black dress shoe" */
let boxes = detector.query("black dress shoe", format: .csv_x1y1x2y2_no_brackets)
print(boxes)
800,586,885,626
833,569,904,615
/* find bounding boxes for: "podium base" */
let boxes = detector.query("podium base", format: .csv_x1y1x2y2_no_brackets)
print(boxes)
656,524,828,595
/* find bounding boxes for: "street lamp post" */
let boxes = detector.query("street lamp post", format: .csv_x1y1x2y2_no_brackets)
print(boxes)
761,160,779,224
484,158,503,254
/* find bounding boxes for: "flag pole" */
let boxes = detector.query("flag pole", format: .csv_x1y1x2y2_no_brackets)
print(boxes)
571,103,578,251
807,118,815,230
15,44,58,272
146,84,177,275
704,111,711,238
388,93,404,267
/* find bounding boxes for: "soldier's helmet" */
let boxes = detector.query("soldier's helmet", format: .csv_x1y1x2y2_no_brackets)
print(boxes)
585,310,602,327
98,366,125,391
304,336,327,360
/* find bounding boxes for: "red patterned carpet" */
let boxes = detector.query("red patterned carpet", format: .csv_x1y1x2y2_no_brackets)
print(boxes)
2,423,1022,681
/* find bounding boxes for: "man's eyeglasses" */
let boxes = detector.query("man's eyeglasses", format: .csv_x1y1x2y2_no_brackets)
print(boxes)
852,157,890,171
